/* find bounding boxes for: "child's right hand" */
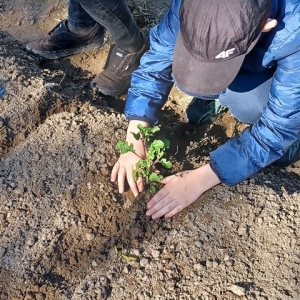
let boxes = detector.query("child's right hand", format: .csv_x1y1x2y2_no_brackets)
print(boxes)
111,120,149,197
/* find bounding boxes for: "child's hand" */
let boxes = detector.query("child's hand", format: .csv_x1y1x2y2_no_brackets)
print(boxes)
111,120,149,197
111,144,146,197
146,164,221,219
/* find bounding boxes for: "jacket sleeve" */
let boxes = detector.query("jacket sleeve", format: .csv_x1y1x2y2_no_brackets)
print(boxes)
124,0,181,124
210,51,300,185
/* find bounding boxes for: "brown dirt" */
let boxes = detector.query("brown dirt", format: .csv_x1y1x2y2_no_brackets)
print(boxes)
0,1,299,299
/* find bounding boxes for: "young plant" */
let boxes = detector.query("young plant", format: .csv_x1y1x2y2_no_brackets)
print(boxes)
116,124,172,193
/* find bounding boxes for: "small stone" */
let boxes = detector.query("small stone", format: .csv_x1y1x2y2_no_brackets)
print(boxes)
131,249,140,256
26,238,36,247
140,258,149,267
237,226,247,235
206,260,213,268
91,260,98,267
86,233,95,241
193,264,202,271
151,250,160,259
227,285,245,296
224,254,230,261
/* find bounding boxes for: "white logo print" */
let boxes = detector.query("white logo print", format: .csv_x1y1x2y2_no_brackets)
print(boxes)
215,48,235,59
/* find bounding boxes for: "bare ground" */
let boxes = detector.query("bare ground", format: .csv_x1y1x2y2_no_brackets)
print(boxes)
0,1,299,299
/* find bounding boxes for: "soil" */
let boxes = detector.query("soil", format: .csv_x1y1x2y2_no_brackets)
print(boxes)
0,1,299,299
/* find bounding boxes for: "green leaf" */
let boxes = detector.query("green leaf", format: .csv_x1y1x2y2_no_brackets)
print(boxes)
137,124,160,142
149,172,163,182
116,140,135,154
131,132,140,140
160,158,172,169
162,138,170,149
151,140,165,151
146,148,156,161
150,184,156,194
136,159,151,170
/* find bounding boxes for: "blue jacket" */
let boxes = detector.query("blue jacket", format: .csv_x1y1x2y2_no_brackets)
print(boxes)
125,0,300,185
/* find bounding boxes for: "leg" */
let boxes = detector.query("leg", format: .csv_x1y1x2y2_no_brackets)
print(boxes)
219,70,273,124
68,0,99,30
26,0,106,59
75,0,143,52
219,69,300,165
26,0,149,96
80,0,149,96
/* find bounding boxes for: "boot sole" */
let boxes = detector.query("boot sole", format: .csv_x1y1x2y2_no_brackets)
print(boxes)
26,41,104,60
96,86,129,97
91,83,130,97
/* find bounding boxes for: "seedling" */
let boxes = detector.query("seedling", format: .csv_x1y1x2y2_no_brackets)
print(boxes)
117,124,172,193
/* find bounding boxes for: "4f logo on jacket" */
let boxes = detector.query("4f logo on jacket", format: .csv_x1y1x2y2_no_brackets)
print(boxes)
215,48,235,59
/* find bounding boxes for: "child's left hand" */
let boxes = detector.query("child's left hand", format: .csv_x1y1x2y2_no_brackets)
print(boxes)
146,164,221,219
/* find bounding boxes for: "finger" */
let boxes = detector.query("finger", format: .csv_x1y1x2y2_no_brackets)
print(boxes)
150,199,179,220
111,161,120,182
164,204,184,219
136,176,144,193
126,167,139,197
146,188,171,210
146,193,173,217
160,175,176,184
117,164,127,194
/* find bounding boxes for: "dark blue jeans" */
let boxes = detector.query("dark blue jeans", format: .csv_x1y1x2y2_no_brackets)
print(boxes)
68,0,142,51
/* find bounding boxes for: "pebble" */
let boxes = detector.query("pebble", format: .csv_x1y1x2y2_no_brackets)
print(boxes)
131,249,140,256
193,264,202,271
151,250,160,258
140,258,149,267
227,284,245,296
91,260,98,267
26,237,36,247
223,254,230,261
86,233,95,241
237,226,247,235
206,260,213,268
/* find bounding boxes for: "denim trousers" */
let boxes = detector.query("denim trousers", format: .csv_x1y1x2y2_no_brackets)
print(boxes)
68,0,141,51
188,68,274,125
219,69,274,125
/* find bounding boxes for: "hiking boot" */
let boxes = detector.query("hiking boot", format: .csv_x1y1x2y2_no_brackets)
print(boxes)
91,34,150,96
186,97,227,125
26,20,105,59
273,138,300,166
